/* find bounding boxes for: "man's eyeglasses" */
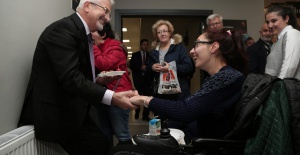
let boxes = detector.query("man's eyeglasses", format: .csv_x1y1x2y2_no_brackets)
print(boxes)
194,40,214,49
90,2,111,17
208,22,221,27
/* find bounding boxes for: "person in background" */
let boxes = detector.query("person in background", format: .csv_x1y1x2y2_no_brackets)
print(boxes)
200,14,224,88
130,29,248,143
206,14,224,31
265,5,300,79
146,19,195,139
17,0,138,154
92,22,133,145
146,19,194,102
247,23,273,74
130,39,151,121
244,37,255,48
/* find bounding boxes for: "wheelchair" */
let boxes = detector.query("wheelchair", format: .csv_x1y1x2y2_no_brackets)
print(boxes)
108,74,285,155
108,119,246,155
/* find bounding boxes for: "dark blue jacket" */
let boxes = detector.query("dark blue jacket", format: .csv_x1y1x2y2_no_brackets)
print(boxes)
145,42,194,100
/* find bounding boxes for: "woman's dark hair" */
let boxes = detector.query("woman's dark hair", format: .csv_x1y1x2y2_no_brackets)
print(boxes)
205,29,248,75
97,22,115,39
267,5,300,30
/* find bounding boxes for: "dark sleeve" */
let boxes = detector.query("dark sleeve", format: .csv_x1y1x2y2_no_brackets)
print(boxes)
145,50,158,75
247,46,258,74
45,21,106,104
148,73,244,123
129,52,141,71
175,44,194,76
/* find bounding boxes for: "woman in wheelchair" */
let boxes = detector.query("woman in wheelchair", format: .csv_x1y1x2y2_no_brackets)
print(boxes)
130,28,248,144
111,30,248,154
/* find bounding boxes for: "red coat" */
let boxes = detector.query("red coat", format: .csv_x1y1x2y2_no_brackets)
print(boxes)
94,38,132,92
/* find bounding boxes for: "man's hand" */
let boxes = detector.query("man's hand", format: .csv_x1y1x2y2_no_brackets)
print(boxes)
111,90,139,110
96,75,121,85
130,95,153,107
129,95,144,106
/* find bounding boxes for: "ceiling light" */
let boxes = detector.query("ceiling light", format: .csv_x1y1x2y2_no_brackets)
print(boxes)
123,39,130,43
122,28,127,32
128,51,132,54
127,47,131,49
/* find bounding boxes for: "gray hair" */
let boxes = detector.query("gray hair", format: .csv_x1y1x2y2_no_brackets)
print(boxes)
206,14,223,25
76,0,115,11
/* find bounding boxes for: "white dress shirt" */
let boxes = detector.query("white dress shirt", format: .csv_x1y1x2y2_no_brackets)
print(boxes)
76,12,113,105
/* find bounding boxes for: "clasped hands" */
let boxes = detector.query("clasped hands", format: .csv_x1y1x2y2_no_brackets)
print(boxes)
111,89,151,110
152,62,170,73
96,75,150,110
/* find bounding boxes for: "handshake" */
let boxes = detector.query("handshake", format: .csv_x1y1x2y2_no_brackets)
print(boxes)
111,90,153,110
96,75,152,110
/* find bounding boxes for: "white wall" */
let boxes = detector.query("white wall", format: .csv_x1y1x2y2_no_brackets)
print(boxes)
0,0,264,135
113,0,265,41
0,0,74,135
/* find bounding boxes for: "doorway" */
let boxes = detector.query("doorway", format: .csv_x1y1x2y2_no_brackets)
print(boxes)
116,9,212,95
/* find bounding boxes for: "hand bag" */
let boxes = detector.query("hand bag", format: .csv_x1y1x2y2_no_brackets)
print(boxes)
157,61,181,94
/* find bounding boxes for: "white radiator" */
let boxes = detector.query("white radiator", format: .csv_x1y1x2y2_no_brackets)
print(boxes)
0,125,67,155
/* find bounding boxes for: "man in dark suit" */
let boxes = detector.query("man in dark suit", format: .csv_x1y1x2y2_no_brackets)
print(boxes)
247,23,273,74
129,39,151,121
18,0,137,154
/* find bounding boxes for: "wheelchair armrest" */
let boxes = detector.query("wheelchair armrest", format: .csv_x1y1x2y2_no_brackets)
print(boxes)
191,138,246,148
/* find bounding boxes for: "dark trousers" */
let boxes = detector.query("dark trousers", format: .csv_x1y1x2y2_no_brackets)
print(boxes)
59,116,110,155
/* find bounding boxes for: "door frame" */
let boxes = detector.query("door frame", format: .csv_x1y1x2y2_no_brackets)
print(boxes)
114,9,213,36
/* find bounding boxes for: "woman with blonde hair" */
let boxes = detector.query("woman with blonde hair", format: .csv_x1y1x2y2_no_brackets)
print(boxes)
146,19,194,101
145,19,195,140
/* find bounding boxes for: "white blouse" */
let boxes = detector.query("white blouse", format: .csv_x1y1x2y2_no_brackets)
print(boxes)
265,25,300,79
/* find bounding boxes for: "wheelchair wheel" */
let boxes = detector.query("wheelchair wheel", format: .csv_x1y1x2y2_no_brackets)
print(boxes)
108,144,154,155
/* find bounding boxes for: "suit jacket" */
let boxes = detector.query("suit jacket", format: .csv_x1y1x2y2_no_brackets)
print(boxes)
247,38,270,74
129,51,150,94
18,13,107,143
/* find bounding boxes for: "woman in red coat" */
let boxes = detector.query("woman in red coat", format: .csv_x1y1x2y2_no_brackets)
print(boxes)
92,23,132,144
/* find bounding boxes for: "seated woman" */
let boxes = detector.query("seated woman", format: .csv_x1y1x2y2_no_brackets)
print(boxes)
130,29,248,142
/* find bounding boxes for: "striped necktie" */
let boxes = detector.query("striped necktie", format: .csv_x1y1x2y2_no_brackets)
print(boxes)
263,42,271,55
